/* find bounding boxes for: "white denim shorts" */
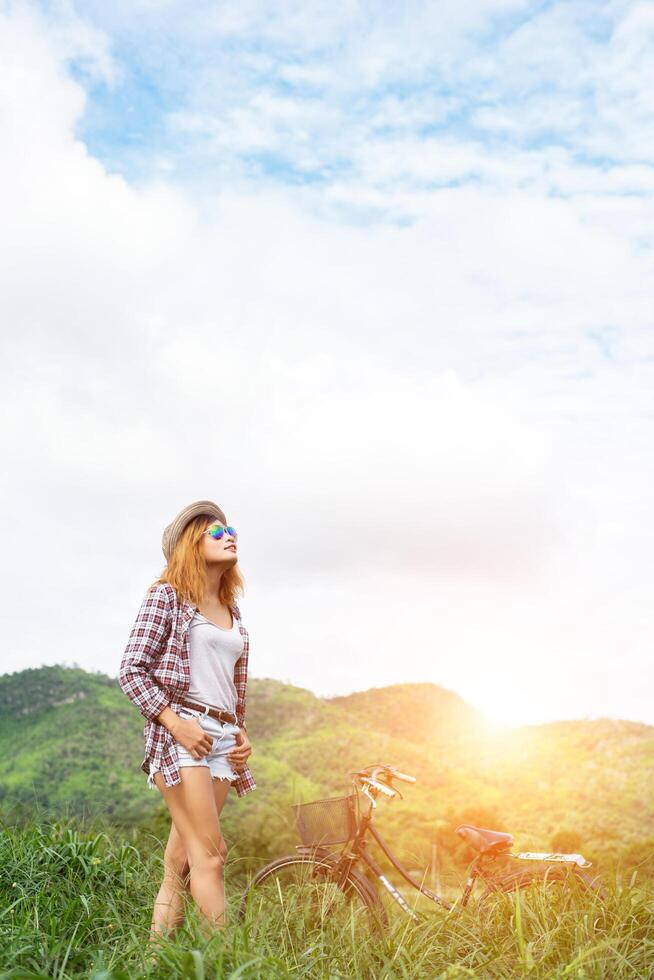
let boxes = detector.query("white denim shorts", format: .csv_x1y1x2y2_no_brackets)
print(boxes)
147,706,241,789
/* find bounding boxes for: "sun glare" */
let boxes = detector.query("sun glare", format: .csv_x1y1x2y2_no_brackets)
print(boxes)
468,684,543,729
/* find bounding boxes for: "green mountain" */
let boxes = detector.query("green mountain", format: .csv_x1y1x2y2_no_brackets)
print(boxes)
1,665,653,873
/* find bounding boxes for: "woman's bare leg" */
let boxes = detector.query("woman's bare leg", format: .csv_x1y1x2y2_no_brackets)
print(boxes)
151,769,233,934
209,777,233,923
149,821,190,940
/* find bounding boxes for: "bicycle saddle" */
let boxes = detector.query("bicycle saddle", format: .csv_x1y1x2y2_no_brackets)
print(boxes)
456,824,514,854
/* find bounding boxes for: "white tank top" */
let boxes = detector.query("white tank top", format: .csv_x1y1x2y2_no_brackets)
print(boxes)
186,610,244,714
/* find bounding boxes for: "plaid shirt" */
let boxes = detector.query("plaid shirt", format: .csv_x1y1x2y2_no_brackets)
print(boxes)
118,582,256,797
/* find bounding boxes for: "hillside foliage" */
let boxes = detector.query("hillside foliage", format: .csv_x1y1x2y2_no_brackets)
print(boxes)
0,665,653,875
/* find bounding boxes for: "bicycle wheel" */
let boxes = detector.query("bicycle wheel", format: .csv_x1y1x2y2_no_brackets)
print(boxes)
238,853,387,947
478,863,607,912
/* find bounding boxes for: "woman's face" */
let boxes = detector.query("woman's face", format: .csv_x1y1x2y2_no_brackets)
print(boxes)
201,519,238,570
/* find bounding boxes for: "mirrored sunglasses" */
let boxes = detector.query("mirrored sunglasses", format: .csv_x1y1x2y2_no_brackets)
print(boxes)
205,522,238,541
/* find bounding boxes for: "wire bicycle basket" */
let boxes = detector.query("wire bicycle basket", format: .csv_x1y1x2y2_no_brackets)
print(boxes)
293,793,359,847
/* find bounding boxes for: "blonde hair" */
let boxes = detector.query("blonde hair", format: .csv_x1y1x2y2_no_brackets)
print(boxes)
149,514,244,609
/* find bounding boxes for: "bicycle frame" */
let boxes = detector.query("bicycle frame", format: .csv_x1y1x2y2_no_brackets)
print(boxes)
354,809,455,917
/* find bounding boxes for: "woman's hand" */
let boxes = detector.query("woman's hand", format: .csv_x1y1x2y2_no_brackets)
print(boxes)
170,716,213,759
228,728,252,773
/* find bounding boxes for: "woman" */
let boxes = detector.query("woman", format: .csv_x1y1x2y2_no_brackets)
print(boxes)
118,499,255,941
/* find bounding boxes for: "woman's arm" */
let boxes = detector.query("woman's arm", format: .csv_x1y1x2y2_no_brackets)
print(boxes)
230,615,252,771
234,652,248,730
118,584,174,722
233,616,249,731
234,650,248,731
234,639,250,728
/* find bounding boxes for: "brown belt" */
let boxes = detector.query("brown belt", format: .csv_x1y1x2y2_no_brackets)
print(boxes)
179,699,238,725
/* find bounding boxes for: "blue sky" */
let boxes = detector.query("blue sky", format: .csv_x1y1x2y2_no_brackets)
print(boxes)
1,0,653,725
61,1,654,203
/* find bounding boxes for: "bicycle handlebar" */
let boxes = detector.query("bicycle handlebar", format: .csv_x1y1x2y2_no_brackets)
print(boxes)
350,764,417,806
384,766,417,784
365,776,397,798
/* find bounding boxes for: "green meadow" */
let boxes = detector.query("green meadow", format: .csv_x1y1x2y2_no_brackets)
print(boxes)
1,665,653,978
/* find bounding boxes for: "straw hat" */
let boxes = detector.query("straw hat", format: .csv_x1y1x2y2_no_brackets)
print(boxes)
162,500,227,562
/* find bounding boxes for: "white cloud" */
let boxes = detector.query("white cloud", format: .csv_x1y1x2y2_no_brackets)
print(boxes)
0,2,652,729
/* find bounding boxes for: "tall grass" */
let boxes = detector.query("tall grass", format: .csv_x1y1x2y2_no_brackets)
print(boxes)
1,812,652,979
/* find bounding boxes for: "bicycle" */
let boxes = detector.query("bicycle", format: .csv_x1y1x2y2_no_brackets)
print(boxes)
237,763,606,941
